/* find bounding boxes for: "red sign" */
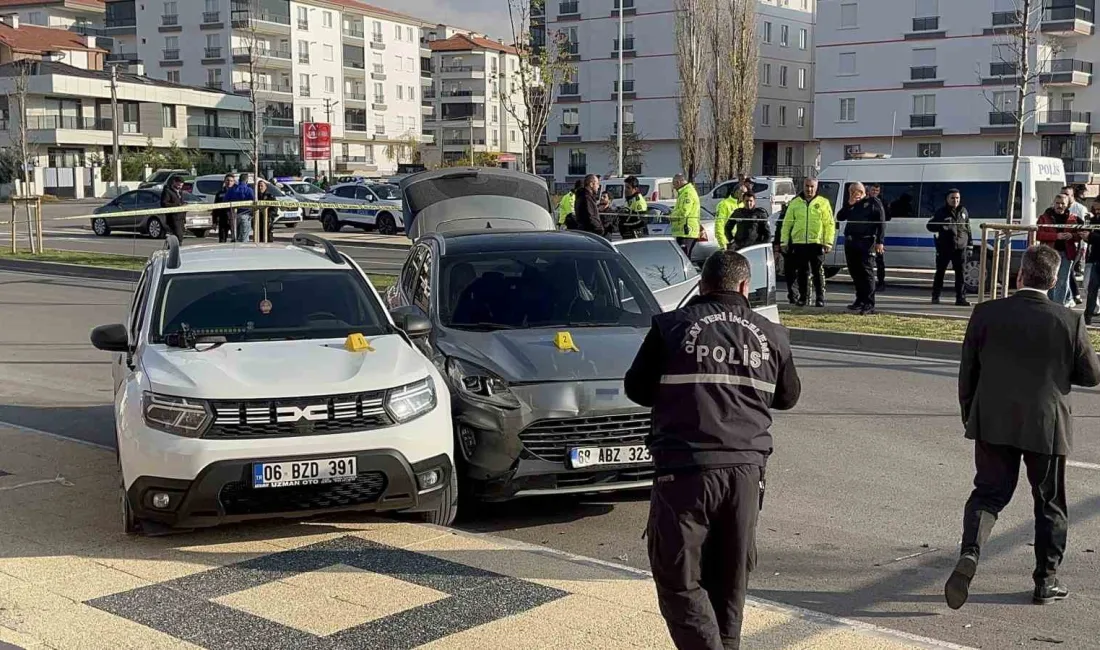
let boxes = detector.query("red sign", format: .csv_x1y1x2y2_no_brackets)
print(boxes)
301,122,331,161
497,153,517,163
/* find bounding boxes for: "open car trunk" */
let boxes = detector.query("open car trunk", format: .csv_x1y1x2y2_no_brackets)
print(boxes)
399,168,554,239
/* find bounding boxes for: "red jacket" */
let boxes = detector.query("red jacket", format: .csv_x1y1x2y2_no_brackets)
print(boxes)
1037,208,1086,260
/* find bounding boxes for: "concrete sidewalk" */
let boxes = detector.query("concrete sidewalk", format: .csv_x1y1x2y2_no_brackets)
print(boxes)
0,425,968,650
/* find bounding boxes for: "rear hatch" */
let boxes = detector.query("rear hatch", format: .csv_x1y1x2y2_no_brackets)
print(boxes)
400,167,554,239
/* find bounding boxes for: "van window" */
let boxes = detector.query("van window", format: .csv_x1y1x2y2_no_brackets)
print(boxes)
776,181,796,196
816,181,841,212
919,182,1022,222
604,183,624,200
752,182,770,194
712,182,735,199
658,182,674,200
847,182,919,219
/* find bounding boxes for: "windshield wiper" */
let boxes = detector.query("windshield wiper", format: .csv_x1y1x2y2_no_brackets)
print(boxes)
163,325,227,350
452,322,521,331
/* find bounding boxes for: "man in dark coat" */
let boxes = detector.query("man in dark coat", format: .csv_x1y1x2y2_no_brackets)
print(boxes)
945,244,1100,610
160,175,187,241
926,188,972,306
572,174,605,237
724,192,771,250
837,182,886,314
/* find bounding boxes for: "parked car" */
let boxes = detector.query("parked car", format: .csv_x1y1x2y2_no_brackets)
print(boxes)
702,176,797,218
278,181,327,218
90,235,455,532
641,204,719,266
91,189,211,239
138,169,192,192
189,174,303,228
601,176,676,209
319,182,404,234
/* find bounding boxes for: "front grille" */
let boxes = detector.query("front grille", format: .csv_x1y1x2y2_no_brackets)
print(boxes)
518,412,651,463
218,472,388,515
206,392,392,439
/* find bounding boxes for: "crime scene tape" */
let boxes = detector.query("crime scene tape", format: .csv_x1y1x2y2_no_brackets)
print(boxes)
52,200,398,222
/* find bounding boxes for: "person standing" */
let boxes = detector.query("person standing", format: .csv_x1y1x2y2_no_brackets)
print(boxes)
927,189,973,306
1038,193,1087,306
867,183,890,291
780,177,835,307
255,178,276,243
1062,186,1089,305
946,244,1100,610
625,250,802,650
670,173,701,258
572,174,605,237
160,175,187,241
558,179,581,229
619,176,649,240
213,173,236,243
1084,200,1100,326
714,188,743,250
726,192,770,251
223,173,256,243
837,182,886,315
773,211,798,305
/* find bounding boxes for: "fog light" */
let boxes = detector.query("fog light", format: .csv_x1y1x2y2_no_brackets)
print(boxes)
152,492,171,509
416,469,442,489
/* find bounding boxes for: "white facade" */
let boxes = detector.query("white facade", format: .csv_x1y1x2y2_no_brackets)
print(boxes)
543,0,817,186
2,0,103,31
814,0,1100,184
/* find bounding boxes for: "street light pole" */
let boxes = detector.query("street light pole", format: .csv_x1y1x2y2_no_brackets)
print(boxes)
324,97,338,178
109,64,121,197
616,0,624,177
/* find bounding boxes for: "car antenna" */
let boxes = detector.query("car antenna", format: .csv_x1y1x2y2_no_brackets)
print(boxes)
292,233,343,265
164,234,181,269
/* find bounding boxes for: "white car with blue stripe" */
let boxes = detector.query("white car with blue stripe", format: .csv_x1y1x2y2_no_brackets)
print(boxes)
319,182,404,235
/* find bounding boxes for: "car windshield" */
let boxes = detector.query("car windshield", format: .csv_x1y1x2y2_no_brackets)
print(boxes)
289,182,323,194
371,184,401,200
151,269,390,343
439,251,657,330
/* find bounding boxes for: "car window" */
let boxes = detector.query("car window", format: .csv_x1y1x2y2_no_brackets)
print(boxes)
333,186,356,199
752,182,770,194
195,180,223,195
117,192,139,207
152,269,389,343
412,250,432,311
137,191,160,206
355,186,372,201
616,240,696,292
438,251,657,329
657,182,674,200
401,245,427,297
603,183,624,199
738,245,775,309
370,184,401,200
712,182,732,199
128,267,150,341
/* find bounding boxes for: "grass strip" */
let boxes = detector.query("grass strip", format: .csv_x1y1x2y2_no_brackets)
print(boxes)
0,249,146,271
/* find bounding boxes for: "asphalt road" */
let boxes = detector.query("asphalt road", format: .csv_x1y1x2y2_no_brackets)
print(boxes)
4,269,1100,648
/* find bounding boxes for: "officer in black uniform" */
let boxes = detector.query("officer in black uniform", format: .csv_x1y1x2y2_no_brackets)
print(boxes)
625,250,802,650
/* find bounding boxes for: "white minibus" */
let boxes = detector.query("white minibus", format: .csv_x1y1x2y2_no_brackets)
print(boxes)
813,156,1067,291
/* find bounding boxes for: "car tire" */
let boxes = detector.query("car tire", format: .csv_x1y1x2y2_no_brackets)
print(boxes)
146,217,165,239
189,229,207,239
321,211,341,232
377,213,397,236
92,217,111,237
418,469,458,527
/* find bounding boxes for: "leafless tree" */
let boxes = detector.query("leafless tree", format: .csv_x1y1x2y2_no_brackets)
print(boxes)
384,134,422,164
675,0,708,181
6,60,37,252
602,128,651,175
727,0,758,178
704,0,731,183
501,0,575,175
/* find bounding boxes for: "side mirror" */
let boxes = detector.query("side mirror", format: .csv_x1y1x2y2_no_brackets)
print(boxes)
91,323,130,352
390,307,432,339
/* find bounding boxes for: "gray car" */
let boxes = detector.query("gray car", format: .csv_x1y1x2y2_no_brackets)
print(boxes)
91,189,211,239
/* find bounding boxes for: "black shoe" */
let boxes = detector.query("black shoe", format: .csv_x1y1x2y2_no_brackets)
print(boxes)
796,300,807,308
944,555,978,610
847,302,863,311
931,296,941,305
1033,579,1069,605
955,299,972,307
814,298,826,308
860,305,876,315
1086,315,1094,326
876,282,887,292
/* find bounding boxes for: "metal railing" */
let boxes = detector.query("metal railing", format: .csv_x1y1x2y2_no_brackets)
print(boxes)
106,17,137,28
440,65,481,73
205,47,222,59
344,25,365,38
614,79,635,93
205,80,224,90
234,81,292,93
560,82,580,95
298,53,310,64
335,155,373,165
203,11,221,23
910,65,937,80
441,89,476,97
560,1,580,15
992,10,1022,26
1039,110,1092,123
298,19,309,30
163,49,180,60
990,61,1018,76
346,122,368,131
162,14,178,26
1043,5,1094,22
560,124,579,136
345,60,366,69
27,116,114,130
613,37,635,52
910,113,937,128
188,125,242,138
299,86,311,97
1046,58,1094,74
911,16,939,31
107,51,139,62
443,138,486,145
347,91,367,100
989,111,1019,125
262,117,295,129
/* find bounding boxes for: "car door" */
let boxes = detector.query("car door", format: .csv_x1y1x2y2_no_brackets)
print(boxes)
134,190,163,230
113,264,151,392
358,186,381,226
612,238,699,311
110,191,142,229
331,185,361,224
737,243,780,324
386,243,427,310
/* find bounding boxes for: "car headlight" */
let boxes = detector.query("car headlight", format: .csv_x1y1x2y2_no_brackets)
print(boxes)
142,392,211,437
385,377,437,423
445,358,520,409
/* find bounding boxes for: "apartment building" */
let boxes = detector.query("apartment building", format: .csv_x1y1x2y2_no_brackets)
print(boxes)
814,0,1100,185
0,13,106,66
543,0,817,185
421,32,527,168
108,0,425,176
0,0,104,33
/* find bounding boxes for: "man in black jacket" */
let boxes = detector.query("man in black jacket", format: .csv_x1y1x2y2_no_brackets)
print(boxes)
946,245,1100,610
837,182,886,314
724,192,771,250
160,175,186,241
1084,200,1100,325
927,189,973,306
625,250,801,650
571,174,605,237
868,183,890,290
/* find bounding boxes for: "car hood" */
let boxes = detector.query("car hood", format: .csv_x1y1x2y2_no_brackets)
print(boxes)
140,334,431,400
435,326,646,384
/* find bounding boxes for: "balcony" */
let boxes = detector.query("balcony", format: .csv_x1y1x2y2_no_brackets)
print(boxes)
233,47,293,67
911,16,939,31
1042,3,1095,36
370,36,386,50
344,25,365,39
107,51,139,63
163,49,180,60
909,114,937,128
346,90,367,102
612,78,635,98
420,132,435,144
162,14,178,26
989,111,1019,125
990,61,1018,77
559,82,580,99
559,1,580,18
188,125,242,139
612,37,635,56
335,155,372,167
991,10,1022,27
1040,58,1093,85
104,17,137,32
1038,109,1093,133
203,11,221,25
443,137,487,146
344,59,366,70
371,64,386,81
440,64,485,78
204,47,223,60
1064,158,1100,178
372,98,387,111
205,80,224,90
234,80,293,95
231,9,292,34
910,65,937,80
440,89,482,101
261,117,296,131
27,116,113,131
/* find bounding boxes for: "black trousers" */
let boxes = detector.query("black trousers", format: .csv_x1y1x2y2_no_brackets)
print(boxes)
779,248,799,302
648,465,762,650
167,213,186,241
962,441,1067,585
844,237,877,307
216,212,231,243
791,244,826,303
677,237,697,260
876,251,886,285
932,249,967,301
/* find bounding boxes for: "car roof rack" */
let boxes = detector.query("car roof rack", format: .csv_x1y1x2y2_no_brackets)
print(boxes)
292,233,344,265
164,234,181,269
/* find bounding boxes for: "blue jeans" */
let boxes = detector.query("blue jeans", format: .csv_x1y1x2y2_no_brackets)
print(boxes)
1085,262,1100,319
1048,252,1074,304
235,214,252,243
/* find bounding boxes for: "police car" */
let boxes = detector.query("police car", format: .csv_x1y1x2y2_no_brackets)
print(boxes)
90,234,455,533
319,182,404,235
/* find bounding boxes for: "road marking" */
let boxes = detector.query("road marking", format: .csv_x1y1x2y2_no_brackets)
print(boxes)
0,419,113,451
1069,460,1100,471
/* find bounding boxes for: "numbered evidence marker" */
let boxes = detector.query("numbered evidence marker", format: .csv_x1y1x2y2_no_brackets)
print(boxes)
344,332,375,352
554,331,580,352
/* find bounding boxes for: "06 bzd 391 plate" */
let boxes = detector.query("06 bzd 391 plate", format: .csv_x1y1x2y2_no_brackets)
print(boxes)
568,445,651,469
252,457,357,488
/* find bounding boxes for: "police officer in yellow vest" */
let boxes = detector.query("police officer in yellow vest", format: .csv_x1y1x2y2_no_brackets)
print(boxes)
557,179,581,228
780,177,836,307
620,175,649,239
714,188,743,250
670,173,701,258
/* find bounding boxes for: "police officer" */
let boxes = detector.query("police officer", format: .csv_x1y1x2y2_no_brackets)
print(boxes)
714,187,743,250
558,179,581,229
837,182,886,315
625,250,802,650
619,175,648,239
780,177,835,307
927,188,972,306
670,173,701,258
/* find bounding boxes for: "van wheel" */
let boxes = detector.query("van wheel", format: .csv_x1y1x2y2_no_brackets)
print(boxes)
418,470,458,527
321,211,341,232
963,252,984,294
377,213,397,236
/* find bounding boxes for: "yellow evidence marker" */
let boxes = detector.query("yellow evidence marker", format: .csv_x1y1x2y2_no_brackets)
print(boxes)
344,333,375,352
554,331,580,352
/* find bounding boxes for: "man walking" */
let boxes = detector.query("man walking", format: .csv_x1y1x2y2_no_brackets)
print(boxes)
1037,193,1086,305
927,189,972,306
946,245,1100,610
625,250,801,650
160,175,187,242
837,182,886,314
670,173,701,258
867,183,890,291
780,178,835,307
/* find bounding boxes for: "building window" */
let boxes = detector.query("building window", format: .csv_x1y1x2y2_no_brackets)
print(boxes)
912,47,936,79
492,106,499,123
372,20,383,41
918,142,941,158
406,56,414,71
797,106,806,127
397,86,404,100
840,2,858,28
323,11,333,28
779,65,788,87
568,149,586,176
562,107,580,136
761,104,771,126
164,35,179,59
778,105,787,126
762,21,772,43
913,93,936,116
206,68,221,87
798,67,806,89
324,44,334,61
167,70,180,83
407,27,414,41
395,24,402,40
761,63,771,85
799,28,807,50
838,51,856,76
26,11,44,25
325,76,335,93
839,97,856,122
780,24,789,47
374,82,384,103
297,6,308,29
784,146,794,166
510,130,516,143
995,141,1016,156
301,107,312,123
408,85,415,101
992,90,1016,114
162,105,177,128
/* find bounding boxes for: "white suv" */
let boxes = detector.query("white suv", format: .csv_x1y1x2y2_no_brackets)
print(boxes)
90,234,455,533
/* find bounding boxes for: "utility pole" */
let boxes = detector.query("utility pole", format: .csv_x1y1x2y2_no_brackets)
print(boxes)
616,0,624,177
324,97,338,177
468,116,474,165
109,64,121,196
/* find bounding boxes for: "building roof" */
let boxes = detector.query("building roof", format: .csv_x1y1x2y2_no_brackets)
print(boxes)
0,0,104,10
324,0,428,26
0,59,236,97
429,33,517,56
0,21,105,54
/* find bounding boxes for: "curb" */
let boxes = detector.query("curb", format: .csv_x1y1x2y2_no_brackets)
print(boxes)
789,327,961,360
0,258,139,282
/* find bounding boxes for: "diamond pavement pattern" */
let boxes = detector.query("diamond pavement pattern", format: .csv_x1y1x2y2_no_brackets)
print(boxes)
86,535,569,650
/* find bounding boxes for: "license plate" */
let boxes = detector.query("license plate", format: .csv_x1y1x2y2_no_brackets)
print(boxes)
252,457,357,488
190,217,211,226
568,445,651,469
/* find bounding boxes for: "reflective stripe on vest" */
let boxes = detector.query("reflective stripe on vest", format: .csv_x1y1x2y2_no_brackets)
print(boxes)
659,373,776,394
